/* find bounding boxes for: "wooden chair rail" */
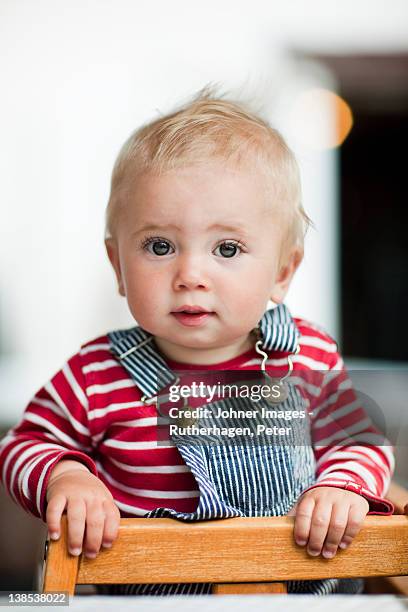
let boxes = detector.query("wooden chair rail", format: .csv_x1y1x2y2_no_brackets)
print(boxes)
43,513,408,595
42,480,408,596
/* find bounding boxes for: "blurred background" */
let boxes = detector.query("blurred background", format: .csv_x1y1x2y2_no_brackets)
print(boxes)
1,0,407,591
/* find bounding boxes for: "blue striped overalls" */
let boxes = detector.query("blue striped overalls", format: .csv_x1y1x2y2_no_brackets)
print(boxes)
99,305,364,595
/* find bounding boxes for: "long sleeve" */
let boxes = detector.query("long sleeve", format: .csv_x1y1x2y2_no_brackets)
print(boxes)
303,351,395,514
0,352,98,522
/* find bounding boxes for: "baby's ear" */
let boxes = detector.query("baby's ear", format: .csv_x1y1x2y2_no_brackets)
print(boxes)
270,247,303,304
105,238,125,297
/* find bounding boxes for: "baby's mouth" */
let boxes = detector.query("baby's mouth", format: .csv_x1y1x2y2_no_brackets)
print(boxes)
171,306,214,315
171,309,215,326
174,310,212,315
171,311,215,318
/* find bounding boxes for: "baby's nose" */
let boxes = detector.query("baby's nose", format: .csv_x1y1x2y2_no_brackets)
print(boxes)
172,255,210,290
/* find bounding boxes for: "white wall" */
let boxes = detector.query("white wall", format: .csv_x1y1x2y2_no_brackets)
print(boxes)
1,0,408,423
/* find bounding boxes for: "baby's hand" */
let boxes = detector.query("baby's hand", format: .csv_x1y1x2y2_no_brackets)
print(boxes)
287,486,369,559
46,461,121,559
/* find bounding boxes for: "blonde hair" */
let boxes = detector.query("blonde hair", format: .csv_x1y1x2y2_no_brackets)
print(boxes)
105,87,312,260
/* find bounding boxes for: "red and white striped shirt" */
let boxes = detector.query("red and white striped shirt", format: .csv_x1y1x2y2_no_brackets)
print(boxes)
0,318,395,521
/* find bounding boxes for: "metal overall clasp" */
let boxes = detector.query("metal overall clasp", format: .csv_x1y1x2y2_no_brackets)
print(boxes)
252,327,300,405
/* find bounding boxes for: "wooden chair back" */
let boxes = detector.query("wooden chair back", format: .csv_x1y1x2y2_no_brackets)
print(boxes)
42,481,408,596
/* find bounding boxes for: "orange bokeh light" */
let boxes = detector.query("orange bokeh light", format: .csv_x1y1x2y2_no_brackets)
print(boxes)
290,88,353,150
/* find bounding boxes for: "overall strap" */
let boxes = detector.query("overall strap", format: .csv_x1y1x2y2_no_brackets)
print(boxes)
259,303,300,353
108,326,176,398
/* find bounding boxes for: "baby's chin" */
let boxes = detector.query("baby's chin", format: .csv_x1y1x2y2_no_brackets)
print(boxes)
155,331,252,356
155,336,223,351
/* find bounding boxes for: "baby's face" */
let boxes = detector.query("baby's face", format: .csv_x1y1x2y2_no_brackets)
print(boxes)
107,161,296,364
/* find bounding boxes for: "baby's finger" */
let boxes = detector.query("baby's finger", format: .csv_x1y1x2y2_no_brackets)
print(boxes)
321,503,349,558
46,494,67,540
307,501,332,556
66,499,87,556
101,501,121,548
83,499,105,558
293,495,315,546
338,503,366,550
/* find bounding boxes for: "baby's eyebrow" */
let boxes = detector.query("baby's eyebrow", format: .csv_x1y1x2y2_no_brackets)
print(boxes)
135,223,248,235
133,222,249,235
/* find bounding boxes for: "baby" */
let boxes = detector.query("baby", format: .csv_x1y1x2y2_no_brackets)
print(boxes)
0,89,395,595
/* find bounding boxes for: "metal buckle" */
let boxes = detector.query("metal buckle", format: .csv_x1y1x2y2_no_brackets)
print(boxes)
254,339,300,405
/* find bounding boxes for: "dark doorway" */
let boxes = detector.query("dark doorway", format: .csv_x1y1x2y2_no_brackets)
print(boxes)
341,108,408,360
305,54,408,360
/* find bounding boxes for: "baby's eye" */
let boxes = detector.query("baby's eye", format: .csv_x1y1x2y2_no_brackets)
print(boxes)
213,241,243,258
142,238,174,256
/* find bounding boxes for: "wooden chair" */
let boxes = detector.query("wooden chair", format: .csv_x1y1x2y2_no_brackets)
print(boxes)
42,481,408,597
